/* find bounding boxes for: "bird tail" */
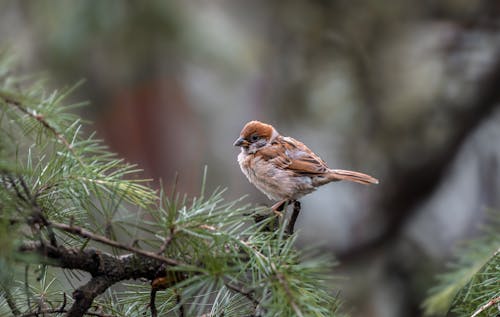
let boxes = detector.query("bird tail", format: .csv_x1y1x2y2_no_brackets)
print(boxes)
328,169,379,185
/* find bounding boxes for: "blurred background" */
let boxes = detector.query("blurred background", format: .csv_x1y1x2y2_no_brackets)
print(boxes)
2,1,500,316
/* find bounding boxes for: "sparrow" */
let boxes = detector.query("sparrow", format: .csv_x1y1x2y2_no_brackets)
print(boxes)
234,120,378,212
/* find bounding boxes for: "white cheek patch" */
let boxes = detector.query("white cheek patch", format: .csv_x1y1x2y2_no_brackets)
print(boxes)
247,145,257,154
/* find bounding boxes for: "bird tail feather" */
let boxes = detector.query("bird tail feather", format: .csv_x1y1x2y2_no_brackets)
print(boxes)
329,169,379,185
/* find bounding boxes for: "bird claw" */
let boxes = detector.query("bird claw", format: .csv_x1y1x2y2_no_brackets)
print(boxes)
271,200,288,217
272,209,283,217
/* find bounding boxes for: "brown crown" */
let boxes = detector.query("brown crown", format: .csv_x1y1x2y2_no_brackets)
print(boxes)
240,121,275,140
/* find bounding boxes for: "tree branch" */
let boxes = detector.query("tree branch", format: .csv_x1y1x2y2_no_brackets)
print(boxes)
67,276,115,317
49,221,183,267
18,241,174,317
19,241,167,280
20,309,113,317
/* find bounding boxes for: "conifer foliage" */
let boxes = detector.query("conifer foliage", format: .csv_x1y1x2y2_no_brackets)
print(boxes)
423,211,500,317
0,56,342,316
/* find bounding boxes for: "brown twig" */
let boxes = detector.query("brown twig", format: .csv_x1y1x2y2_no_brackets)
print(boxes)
285,200,301,236
1,95,83,165
61,293,68,312
49,221,183,267
223,278,260,309
157,227,175,255
271,263,303,317
20,309,113,317
149,288,158,317
470,296,500,317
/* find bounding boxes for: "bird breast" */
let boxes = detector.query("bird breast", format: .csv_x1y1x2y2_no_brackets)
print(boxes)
237,150,316,201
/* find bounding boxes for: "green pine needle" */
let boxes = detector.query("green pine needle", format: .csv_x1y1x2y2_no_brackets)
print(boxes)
422,210,500,316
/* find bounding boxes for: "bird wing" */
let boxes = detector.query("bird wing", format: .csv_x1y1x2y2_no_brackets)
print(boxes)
257,137,329,175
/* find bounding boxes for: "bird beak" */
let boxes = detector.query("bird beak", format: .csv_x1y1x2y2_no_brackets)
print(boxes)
233,137,249,147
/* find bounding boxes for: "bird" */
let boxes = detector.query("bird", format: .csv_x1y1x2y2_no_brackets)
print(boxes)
234,120,378,213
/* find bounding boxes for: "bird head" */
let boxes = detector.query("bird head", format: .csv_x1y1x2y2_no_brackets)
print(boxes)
233,121,279,153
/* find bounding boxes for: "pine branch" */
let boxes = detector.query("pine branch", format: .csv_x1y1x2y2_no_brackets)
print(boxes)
0,94,82,165
272,263,304,317
18,242,172,317
18,242,166,280
20,311,113,317
49,221,183,267
68,276,116,317
0,90,156,208
470,296,500,317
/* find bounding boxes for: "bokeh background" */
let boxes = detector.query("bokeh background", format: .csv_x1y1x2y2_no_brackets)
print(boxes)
2,1,500,316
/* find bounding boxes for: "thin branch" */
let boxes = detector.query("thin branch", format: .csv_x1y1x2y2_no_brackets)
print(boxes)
175,289,184,317
4,174,29,203
285,200,301,236
19,308,113,317
61,293,68,312
271,263,303,317
17,175,33,203
49,221,183,267
0,95,84,166
223,278,260,308
30,201,58,248
2,173,58,246
157,227,175,255
20,293,67,317
24,265,32,314
470,296,500,317
1,283,21,316
150,289,158,317
19,293,68,317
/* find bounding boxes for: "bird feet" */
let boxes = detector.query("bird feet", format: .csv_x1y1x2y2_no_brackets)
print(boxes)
271,200,288,217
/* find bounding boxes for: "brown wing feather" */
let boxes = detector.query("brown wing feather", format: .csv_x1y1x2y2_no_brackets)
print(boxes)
256,145,291,170
258,136,329,175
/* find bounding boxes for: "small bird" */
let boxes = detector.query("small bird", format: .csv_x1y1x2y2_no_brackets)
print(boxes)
234,120,378,212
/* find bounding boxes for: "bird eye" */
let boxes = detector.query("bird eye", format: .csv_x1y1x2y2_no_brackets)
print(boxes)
250,134,259,142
